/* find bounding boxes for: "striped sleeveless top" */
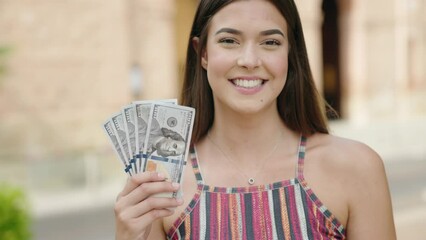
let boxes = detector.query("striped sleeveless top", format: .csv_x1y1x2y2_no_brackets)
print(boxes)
167,136,346,240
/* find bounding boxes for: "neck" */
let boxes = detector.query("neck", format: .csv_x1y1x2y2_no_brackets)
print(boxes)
207,103,296,163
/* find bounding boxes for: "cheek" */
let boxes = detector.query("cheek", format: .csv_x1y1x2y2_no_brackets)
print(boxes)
206,61,229,93
207,59,230,80
268,55,288,80
267,52,289,75
206,46,235,81
266,57,288,94
178,147,185,154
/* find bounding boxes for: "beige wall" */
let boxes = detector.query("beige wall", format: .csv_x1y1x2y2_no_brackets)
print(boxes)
0,0,182,163
132,0,178,100
335,0,426,122
297,0,425,121
296,0,324,92
175,0,198,85
0,0,131,160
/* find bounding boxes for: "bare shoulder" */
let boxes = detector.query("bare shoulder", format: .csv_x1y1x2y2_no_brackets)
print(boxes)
305,133,388,200
307,133,385,180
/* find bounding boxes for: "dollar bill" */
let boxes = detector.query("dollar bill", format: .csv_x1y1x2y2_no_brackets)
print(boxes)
103,119,132,176
133,99,177,173
122,105,137,173
111,112,134,175
143,103,195,197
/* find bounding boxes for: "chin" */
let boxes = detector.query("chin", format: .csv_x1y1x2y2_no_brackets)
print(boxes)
234,106,262,114
230,100,276,115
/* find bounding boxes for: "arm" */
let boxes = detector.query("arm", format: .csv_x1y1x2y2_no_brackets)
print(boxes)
345,144,396,239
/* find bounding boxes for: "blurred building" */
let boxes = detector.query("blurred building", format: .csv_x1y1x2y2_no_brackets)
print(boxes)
0,0,425,188
299,0,426,122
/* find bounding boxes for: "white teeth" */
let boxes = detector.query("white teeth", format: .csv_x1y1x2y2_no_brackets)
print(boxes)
233,79,263,88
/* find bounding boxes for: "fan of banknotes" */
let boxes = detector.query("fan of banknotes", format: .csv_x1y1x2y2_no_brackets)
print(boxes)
103,99,195,197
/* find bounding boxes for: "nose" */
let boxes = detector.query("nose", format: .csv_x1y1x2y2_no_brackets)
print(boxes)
167,143,175,151
237,43,261,70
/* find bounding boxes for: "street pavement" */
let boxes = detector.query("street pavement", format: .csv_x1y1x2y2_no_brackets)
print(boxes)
33,205,115,240
386,158,426,239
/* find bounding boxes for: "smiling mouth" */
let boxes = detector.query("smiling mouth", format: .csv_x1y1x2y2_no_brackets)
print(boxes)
231,79,265,88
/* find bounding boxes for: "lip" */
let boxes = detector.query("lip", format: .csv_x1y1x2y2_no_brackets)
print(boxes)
230,76,266,81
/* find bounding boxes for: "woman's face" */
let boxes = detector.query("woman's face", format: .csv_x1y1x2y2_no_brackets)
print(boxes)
201,0,289,115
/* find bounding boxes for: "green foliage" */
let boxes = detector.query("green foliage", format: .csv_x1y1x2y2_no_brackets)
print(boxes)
0,183,32,240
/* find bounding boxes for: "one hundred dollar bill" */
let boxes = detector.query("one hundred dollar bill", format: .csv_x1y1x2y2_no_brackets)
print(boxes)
111,113,134,175
133,99,177,173
103,119,132,176
122,105,137,173
143,103,195,197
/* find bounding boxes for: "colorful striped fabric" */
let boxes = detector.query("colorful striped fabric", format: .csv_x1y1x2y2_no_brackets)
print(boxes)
167,136,346,240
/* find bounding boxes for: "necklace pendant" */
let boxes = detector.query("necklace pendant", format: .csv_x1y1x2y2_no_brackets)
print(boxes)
248,178,255,185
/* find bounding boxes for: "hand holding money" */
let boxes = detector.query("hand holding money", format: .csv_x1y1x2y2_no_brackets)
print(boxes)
114,171,184,240
103,99,195,198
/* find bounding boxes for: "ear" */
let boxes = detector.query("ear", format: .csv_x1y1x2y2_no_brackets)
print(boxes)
192,37,200,54
192,37,208,69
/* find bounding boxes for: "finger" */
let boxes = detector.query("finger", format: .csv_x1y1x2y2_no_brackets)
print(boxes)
124,196,184,219
115,207,173,234
120,181,180,207
133,208,177,230
118,171,165,198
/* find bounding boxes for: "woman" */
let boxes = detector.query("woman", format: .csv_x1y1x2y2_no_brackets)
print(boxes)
114,0,396,239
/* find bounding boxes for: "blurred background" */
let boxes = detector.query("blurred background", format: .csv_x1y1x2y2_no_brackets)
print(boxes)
0,0,425,239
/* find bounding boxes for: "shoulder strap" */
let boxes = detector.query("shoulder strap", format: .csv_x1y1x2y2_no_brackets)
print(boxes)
190,146,204,184
296,135,307,179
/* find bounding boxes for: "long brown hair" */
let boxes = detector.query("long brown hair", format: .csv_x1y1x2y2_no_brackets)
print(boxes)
180,0,330,144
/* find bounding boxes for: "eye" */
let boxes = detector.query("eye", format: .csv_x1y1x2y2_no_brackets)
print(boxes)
173,143,177,149
263,39,281,46
218,38,238,45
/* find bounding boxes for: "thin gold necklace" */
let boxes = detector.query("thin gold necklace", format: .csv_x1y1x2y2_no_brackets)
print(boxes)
207,132,282,185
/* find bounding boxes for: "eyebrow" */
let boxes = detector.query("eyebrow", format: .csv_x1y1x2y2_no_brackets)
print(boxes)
215,28,242,35
215,28,285,37
260,29,285,37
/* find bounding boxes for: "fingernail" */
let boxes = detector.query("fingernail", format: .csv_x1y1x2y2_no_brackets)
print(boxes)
157,172,164,179
176,198,183,204
172,182,180,189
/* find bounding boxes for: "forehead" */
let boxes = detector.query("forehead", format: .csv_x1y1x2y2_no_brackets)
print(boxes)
169,138,185,145
209,0,287,33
